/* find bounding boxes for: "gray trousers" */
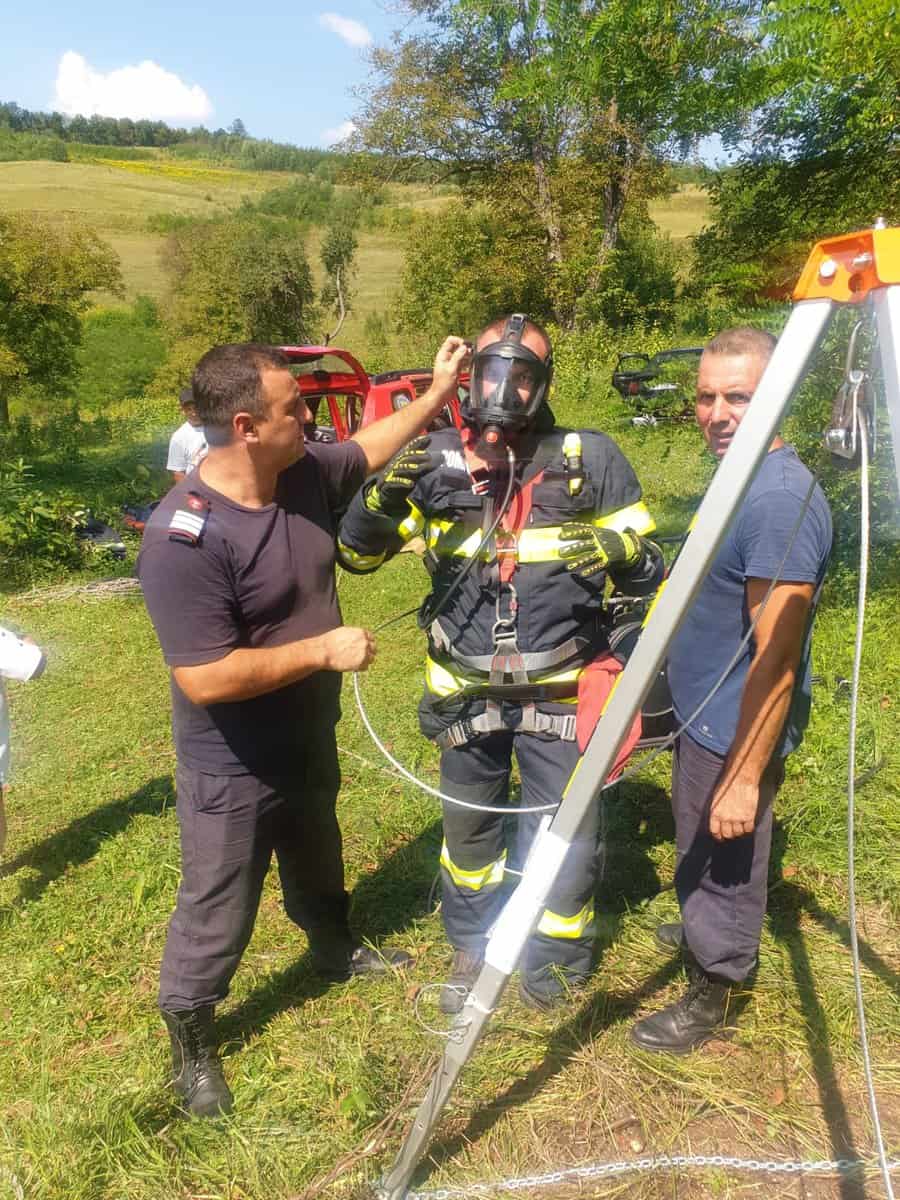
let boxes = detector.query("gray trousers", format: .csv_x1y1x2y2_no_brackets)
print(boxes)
159,738,347,1011
673,733,784,984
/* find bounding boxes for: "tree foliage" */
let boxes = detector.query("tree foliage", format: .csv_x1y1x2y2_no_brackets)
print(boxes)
352,0,765,325
758,0,898,159
693,0,899,300
157,215,318,389
393,202,552,344
0,214,121,425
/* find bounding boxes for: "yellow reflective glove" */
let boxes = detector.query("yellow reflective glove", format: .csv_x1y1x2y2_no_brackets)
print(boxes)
558,522,643,578
364,436,432,515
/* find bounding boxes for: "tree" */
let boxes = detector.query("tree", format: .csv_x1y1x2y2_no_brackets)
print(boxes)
320,215,358,344
0,214,121,426
229,118,248,138
157,214,318,388
692,0,899,301
352,0,765,325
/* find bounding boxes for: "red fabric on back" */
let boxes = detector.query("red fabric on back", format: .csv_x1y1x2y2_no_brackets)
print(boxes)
576,653,643,774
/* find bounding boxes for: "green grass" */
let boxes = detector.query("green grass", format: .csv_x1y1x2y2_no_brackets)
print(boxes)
0,411,897,1199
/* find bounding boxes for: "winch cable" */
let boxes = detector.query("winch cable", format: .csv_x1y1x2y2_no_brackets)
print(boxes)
845,413,894,1200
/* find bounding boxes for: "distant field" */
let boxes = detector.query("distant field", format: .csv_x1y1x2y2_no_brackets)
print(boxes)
0,159,281,304
649,183,710,239
0,158,710,355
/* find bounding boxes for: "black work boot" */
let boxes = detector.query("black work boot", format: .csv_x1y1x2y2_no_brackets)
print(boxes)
655,922,685,952
630,964,733,1055
161,1006,234,1117
440,950,483,1015
519,964,587,1012
304,892,413,981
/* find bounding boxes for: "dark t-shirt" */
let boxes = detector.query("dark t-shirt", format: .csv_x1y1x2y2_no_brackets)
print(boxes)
138,441,367,774
667,446,832,758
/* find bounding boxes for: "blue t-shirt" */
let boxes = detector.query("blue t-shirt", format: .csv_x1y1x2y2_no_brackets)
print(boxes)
668,446,833,758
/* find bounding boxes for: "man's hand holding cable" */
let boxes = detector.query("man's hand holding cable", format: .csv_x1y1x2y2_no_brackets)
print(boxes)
558,522,643,578
365,436,432,515
318,626,376,673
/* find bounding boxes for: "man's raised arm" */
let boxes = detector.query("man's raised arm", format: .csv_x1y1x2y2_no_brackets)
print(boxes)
351,336,469,472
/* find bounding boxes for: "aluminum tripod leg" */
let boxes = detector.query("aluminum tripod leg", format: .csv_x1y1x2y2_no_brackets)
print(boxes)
872,284,900,494
377,297,836,1200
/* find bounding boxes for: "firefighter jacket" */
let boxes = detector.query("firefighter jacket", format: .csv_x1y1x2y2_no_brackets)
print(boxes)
337,424,663,742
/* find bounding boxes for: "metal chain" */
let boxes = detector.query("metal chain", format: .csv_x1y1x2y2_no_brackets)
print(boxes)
405,1154,900,1199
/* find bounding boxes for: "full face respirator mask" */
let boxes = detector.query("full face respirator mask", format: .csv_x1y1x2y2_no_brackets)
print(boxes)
461,314,553,456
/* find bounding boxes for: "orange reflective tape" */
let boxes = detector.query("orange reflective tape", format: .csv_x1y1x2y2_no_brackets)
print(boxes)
793,226,900,304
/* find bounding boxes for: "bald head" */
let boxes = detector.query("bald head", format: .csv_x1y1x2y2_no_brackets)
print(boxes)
476,315,552,362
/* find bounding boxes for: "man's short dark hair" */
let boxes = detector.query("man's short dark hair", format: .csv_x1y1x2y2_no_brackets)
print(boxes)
477,314,553,357
191,344,290,444
704,327,777,363
179,387,195,409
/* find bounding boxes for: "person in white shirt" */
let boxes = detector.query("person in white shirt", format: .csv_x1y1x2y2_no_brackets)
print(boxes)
0,625,46,857
166,388,208,483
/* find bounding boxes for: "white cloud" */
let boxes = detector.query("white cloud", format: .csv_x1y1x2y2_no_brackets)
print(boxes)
320,120,357,146
319,13,372,48
53,51,213,123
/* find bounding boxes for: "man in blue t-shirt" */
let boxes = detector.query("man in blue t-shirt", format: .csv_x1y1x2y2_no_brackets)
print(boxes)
631,327,832,1055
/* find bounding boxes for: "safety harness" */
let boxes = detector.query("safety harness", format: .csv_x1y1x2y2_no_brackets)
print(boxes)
429,433,594,750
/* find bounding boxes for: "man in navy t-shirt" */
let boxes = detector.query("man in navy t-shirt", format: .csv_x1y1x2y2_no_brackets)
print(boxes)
631,327,832,1055
138,338,469,1116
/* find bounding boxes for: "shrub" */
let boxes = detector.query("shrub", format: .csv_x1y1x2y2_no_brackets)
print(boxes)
0,457,84,583
74,297,167,413
0,126,68,162
578,221,679,331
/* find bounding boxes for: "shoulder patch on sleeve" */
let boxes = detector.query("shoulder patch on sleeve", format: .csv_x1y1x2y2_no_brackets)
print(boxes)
168,491,211,546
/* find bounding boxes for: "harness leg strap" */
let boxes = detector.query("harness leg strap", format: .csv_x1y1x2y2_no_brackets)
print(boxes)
434,702,577,750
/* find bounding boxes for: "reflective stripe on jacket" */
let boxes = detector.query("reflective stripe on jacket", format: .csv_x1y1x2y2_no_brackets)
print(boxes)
338,425,661,703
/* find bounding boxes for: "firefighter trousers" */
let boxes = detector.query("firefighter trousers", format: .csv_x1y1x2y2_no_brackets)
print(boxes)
439,727,599,983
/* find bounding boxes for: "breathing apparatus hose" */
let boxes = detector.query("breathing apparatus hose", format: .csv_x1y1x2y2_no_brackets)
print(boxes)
416,443,517,630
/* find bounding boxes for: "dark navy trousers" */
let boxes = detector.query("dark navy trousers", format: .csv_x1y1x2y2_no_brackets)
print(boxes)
439,729,599,981
673,732,784,984
159,735,348,1012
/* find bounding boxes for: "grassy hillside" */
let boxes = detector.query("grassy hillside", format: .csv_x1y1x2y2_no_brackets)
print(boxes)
0,159,710,356
0,159,282,304
649,184,710,239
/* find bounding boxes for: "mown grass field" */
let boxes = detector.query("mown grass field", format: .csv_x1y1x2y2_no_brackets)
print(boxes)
0,159,284,305
0,402,897,1200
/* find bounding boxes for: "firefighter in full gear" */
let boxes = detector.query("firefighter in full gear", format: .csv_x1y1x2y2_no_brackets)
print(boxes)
338,316,664,1011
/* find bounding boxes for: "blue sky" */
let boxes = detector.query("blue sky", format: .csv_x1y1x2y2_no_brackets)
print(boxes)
1,0,406,147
